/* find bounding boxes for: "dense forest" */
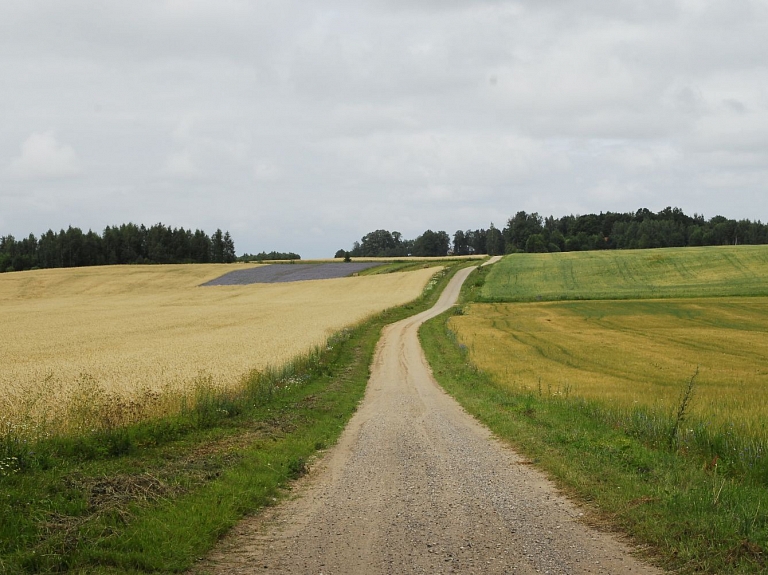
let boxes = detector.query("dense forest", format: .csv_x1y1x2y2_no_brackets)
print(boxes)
340,207,768,258
486,207,768,255
0,223,237,273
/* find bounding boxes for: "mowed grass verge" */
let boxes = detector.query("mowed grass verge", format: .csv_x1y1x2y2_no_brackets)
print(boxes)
0,262,469,574
421,247,768,573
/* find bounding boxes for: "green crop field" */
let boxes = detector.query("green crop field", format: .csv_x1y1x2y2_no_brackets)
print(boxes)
480,245,768,302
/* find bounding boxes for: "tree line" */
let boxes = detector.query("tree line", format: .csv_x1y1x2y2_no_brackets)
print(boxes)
336,229,452,258
340,207,768,258
484,207,768,255
239,251,301,262
0,223,237,273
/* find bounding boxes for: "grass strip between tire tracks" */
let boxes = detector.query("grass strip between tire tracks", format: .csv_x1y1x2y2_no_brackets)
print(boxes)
0,261,474,574
419,268,768,574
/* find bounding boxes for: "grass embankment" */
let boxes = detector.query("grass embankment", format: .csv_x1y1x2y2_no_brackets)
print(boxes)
421,246,768,573
0,263,467,574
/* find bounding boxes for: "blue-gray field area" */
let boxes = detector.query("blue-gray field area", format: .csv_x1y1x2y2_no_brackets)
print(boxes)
201,262,382,286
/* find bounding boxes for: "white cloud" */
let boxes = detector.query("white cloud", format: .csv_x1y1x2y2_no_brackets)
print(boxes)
163,150,202,179
8,131,82,179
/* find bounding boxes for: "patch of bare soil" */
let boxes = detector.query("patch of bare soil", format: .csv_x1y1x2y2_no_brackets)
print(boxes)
194,267,663,574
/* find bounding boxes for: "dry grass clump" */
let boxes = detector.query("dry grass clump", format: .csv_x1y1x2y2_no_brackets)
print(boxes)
0,264,438,438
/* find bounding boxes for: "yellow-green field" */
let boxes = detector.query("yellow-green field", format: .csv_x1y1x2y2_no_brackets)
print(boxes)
0,264,438,435
450,299,768,430
481,245,768,301
454,245,768,441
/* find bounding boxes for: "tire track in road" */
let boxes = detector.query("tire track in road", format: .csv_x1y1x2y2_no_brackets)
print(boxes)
197,265,662,574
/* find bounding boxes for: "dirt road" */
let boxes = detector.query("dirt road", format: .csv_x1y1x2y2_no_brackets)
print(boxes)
198,266,662,574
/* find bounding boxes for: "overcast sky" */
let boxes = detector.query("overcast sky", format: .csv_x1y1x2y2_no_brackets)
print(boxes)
2,1,766,257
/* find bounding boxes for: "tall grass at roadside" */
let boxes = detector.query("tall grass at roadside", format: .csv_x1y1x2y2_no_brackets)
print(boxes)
492,374,768,487
0,331,350,473
585,395,768,485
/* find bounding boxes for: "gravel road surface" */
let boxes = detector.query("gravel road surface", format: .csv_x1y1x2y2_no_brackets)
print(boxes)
197,266,662,574
201,263,381,285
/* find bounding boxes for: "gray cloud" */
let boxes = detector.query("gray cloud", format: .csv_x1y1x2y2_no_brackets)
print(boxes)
1,0,766,256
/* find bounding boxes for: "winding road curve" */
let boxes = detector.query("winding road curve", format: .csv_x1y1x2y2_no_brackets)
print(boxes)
198,265,662,574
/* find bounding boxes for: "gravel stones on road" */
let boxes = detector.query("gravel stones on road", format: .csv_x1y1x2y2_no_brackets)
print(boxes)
196,267,662,575
201,263,381,286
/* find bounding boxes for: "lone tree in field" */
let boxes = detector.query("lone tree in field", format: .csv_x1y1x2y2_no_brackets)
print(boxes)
335,249,352,262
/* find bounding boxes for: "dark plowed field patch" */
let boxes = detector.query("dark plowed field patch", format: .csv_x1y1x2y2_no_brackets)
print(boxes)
201,263,382,286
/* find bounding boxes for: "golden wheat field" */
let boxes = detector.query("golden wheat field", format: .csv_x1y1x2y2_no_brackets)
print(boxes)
449,299,768,429
0,264,438,435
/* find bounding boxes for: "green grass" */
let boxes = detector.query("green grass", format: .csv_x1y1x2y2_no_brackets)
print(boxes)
420,308,768,573
0,262,472,574
481,245,768,302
